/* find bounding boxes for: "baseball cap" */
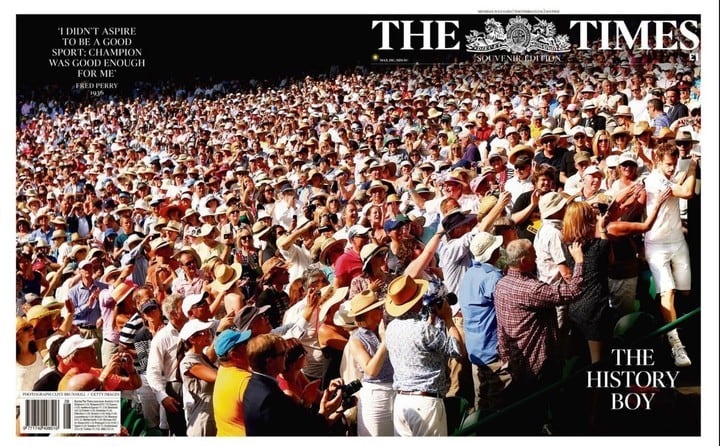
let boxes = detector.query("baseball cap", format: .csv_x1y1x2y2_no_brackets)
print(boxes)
583,165,604,178
140,299,160,314
182,291,210,317
58,334,96,359
348,225,371,239
179,319,213,341
214,329,252,357
618,151,638,165
383,219,405,232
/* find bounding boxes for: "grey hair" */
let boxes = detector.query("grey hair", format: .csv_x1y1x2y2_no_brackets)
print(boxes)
301,267,325,289
162,293,184,319
504,239,533,268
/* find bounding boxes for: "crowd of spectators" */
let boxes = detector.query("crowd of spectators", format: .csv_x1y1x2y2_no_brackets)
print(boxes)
16,40,701,436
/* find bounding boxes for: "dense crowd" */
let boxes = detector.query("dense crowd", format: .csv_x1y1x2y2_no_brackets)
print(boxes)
16,41,701,436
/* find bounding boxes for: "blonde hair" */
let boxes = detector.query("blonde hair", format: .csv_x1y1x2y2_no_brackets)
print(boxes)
562,201,596,244
592,129,611,158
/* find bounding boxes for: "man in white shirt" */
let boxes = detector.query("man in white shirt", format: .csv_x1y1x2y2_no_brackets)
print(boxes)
643,144,697,367
146,293,188,435
277,220,315,285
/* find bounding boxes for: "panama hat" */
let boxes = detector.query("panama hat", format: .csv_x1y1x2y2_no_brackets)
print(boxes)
539,192,568,219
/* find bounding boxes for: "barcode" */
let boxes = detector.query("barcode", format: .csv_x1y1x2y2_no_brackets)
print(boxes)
20,391,121,434
24,399,60,429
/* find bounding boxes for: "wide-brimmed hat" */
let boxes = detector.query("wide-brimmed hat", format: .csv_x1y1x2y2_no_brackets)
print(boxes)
197,223,217,238
318,285,350,322
367,180,388,194
508,144,535,165
260,256,287,281
384,275,429,317
111,281,137,305
487,147,508,163
411,182,433,197
165,220,182,233
173,246,202,269
16,317,32,333
441,209,477,233
614,105,633,117
444,170,469,189
149,237,171,252
653,128,676,142
26,304,61,321
632,121,654,136
347,289,385,318
538,128,557,142
182,208,199,221
332,300,357,329
360,243,389,273
233,304,271,331
539,192,568,219
319,237,346,266
674,131,698,145
611,126,630,138
69,244,89,259
252,221,273,239
470,232,504,264
211,263,243,292
41,296,64,311
492,112,509,124
100,265,121,285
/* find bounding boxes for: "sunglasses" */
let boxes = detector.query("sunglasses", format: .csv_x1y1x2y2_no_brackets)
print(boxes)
182,260,197,268
240,236,252,240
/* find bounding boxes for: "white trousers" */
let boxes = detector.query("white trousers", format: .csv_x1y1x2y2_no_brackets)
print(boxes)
393,393,447,436
357,381,395,436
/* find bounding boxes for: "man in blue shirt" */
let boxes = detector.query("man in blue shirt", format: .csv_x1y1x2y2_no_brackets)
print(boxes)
458,232,510,414
67,259,108,365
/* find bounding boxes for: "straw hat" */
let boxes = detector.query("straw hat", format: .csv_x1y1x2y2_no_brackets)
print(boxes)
111,281,137,305
211,263,243,292
319,237,346,266
318,286,350,322
347,290,385,318
508,144,535,165
384,275,429,317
